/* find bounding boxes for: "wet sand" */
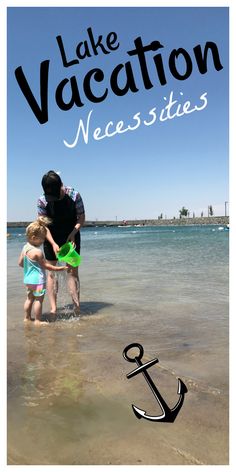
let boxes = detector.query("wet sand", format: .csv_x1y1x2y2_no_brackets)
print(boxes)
7,297,228,465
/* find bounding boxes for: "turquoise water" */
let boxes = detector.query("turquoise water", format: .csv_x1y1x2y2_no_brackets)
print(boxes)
7,225,229,464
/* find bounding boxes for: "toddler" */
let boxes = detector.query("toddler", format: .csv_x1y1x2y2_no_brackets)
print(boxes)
18,217,67,325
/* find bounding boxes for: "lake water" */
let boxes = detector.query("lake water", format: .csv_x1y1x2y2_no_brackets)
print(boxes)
7,224,229,465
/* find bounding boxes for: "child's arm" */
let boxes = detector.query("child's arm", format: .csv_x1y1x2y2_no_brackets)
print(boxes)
18,251,24,267
43,260,68,272
36,250,67,272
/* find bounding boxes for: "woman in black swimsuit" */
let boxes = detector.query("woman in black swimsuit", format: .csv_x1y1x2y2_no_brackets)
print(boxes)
37,170,85,318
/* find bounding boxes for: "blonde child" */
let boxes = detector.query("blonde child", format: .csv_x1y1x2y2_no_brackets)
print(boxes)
18,217,67,325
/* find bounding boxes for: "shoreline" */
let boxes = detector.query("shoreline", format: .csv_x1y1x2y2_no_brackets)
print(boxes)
7,216,229,228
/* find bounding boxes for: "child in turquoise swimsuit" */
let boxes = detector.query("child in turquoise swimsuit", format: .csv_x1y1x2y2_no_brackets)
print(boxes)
18,217,67,325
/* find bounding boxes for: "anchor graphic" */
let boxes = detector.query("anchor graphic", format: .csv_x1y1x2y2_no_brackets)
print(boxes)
123,343,188,422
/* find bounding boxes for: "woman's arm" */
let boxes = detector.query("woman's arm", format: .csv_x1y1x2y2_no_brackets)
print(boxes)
37,196,59,255
75,212,85,230
67,213,85,243
45,227,60,255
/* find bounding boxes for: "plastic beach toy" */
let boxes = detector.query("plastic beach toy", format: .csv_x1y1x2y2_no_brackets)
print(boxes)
57,242,82,267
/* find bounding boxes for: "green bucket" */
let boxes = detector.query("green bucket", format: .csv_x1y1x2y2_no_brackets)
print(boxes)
57,242,82,267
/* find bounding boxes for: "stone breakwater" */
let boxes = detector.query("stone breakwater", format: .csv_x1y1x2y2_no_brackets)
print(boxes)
7,216,229,228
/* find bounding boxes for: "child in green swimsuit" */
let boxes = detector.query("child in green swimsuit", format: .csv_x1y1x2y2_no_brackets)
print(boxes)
18,217,67,325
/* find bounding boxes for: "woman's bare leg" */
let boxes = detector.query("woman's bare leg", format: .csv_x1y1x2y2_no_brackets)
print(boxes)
67,266,80,314
46,261,58,315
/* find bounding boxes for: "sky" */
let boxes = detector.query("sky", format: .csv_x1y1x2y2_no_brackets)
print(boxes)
7,6,229,221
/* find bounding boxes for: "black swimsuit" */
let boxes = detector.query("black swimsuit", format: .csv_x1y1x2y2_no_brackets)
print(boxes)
43,194,81,261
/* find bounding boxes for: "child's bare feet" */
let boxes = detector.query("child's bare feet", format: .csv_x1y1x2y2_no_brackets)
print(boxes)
24,317,33,322
34,320,49,326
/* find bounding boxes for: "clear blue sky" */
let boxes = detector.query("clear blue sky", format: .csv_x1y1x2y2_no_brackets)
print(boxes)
7,6,229,221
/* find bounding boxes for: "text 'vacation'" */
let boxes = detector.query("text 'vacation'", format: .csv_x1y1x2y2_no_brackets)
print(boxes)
14,27,222,125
